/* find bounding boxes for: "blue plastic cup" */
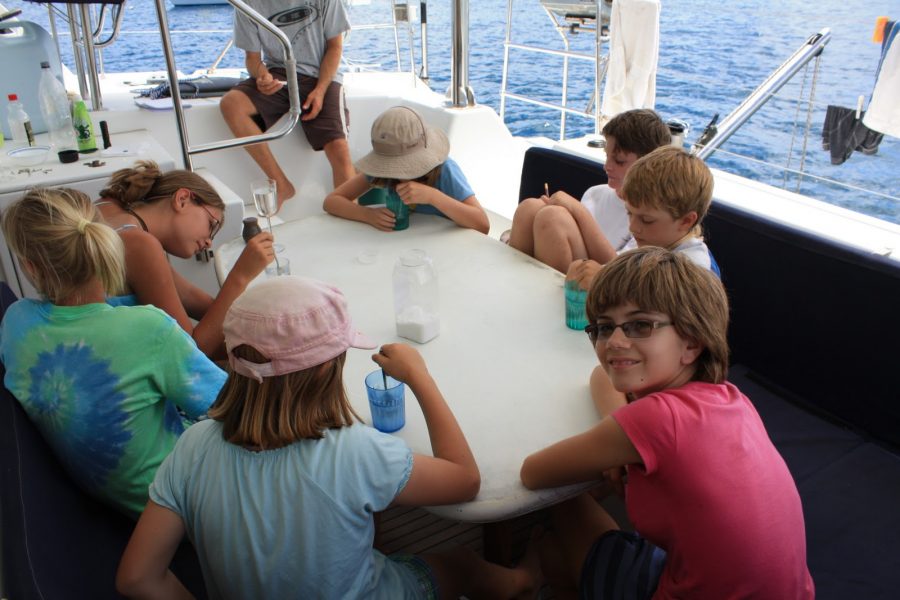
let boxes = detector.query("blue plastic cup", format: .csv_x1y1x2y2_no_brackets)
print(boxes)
564,279,589,330
385,189,410,231
365,370,406,433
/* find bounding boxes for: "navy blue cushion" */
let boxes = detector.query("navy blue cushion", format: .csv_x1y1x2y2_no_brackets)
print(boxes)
729,365,900,598
798,444,900,600
518,147,608,203
730,366,862,482
705,201,900,451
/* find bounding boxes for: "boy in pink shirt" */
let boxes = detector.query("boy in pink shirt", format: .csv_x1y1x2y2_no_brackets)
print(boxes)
521,247,814,599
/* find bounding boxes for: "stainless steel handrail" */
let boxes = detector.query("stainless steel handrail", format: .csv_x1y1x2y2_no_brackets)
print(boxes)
693,29,832,160
79,3,102,110
449,0,475,107
152,0,301,171
44,2,126,106
93,3,126,49
419,0,429,82
500,0,609,138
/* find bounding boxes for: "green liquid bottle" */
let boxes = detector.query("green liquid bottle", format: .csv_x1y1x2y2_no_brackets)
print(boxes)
72,100,97,153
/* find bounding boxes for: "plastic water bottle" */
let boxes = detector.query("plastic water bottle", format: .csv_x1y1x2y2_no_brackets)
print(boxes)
71,98,97,153
6,94,35,148
38,61,77,152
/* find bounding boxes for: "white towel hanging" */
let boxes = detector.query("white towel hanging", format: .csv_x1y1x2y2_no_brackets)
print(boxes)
600,0,661,118
863,21,900,138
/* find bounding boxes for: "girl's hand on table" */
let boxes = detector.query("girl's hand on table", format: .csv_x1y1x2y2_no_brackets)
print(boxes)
365,206,396,232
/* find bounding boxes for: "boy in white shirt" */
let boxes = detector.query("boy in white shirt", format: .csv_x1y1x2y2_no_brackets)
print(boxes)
508,109,671,273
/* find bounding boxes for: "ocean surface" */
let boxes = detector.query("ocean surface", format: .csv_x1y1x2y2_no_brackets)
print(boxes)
8,0,899,224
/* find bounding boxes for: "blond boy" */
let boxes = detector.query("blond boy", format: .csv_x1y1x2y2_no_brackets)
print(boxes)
569,146,716,289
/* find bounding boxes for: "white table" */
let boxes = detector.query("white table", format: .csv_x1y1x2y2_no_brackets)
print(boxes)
216,213,600,523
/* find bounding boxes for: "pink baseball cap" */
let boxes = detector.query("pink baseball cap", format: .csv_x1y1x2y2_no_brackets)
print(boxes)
223,276,376,381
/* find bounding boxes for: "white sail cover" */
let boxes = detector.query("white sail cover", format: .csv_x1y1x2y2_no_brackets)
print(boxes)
863,21,900,139
600,0,660,118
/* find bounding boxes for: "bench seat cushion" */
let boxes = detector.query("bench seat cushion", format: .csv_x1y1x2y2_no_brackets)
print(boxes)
730,364,900,600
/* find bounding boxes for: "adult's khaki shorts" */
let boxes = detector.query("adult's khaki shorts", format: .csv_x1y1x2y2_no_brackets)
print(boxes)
232,67,349,151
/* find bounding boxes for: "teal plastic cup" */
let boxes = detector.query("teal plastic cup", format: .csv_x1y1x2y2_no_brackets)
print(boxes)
358,187,388,206
385,189,410,231
365,370,406,433
564,279,589,330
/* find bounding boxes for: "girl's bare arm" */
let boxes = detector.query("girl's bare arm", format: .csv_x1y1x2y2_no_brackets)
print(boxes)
323,174,397,231
374,344,481,506
520,416,640,490
116,501,193,600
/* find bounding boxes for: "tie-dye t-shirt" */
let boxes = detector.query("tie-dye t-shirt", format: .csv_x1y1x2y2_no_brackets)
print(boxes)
0,299,226,517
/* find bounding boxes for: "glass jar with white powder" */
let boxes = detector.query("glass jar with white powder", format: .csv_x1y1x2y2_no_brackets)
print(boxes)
393,249,440,344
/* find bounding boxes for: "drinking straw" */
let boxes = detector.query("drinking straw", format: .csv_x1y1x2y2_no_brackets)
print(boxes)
382,369,388,389
544,182,550,197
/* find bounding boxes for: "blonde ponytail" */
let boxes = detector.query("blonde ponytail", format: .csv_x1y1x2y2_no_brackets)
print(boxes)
1,188,125,303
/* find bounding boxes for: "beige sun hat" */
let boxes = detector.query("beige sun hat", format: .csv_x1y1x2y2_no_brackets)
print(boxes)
354,106,450,180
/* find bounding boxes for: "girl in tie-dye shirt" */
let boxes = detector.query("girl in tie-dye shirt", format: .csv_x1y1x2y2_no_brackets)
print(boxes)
0,188,225,517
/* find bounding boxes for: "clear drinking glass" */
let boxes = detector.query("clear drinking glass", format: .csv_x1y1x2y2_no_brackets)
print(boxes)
251,177,284,253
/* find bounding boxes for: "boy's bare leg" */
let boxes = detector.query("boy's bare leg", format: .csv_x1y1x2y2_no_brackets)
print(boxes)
323,137,356,189
508,198,548,255
219,90,296,205
533,206,589,273
542,493,619,589
422,538,542,600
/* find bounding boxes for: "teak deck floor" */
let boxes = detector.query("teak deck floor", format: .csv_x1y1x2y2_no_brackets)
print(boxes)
374,495,631,598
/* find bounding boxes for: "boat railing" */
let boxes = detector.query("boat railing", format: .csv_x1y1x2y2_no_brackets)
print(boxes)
42,0,428,104
38,1,127,110
500,0,612,138
692,29,832,161
346,1,425,81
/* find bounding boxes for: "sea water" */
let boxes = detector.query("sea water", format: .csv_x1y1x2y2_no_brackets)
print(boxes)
11,0,897,223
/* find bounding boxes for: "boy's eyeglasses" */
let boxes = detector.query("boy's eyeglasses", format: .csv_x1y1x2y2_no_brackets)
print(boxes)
585,320,673,344
198,203,222,240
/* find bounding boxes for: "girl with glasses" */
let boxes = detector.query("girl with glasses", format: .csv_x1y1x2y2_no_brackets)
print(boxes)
96,160,274,358
521,247,813,599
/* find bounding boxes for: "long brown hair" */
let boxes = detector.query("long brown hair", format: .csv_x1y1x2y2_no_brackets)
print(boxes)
100,160,225,218
2,187,124,303
208,347,362,449
586,246,730,384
